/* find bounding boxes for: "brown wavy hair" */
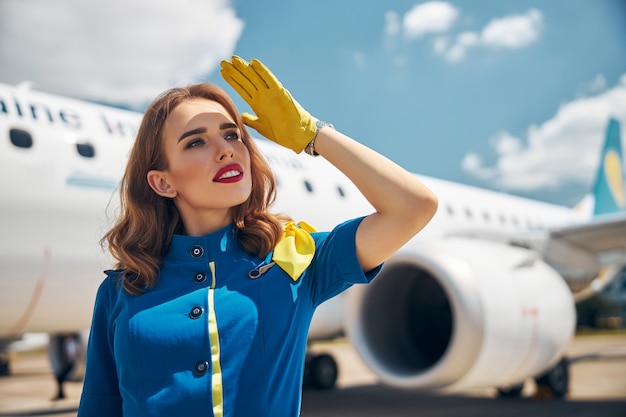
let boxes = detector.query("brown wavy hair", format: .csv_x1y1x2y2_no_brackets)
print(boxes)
102,84,288,295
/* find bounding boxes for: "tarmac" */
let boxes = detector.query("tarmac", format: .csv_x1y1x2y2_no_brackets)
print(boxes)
1,333,625,417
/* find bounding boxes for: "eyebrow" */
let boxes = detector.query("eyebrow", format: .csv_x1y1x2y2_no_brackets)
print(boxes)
177,123,238,143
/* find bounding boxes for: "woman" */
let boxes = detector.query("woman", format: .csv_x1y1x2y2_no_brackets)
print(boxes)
77,56,437,417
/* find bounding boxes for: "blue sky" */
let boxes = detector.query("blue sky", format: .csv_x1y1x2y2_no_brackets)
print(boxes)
1,0,625,206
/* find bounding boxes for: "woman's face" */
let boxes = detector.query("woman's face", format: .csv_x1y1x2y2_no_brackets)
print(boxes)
148,98,252,233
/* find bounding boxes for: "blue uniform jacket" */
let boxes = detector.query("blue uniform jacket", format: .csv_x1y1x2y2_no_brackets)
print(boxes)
78,217,380,417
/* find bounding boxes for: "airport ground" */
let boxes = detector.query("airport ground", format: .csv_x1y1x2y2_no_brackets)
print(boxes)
0,333,625,417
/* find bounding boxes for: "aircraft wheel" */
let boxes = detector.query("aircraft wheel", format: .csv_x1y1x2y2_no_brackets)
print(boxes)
0,354,10,376
497,382,524,398
534,357,569,399
304,353,338,390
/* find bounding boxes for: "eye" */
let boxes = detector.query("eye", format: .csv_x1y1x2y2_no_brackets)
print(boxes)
185,138,205,149
224,130,240,141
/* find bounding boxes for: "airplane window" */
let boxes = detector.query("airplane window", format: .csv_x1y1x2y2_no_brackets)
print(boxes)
483,211,491,222
465,208,473,219
337,186,345,198
446,205,454,216
76,142,96,158
9,128,33,148
499,214,507,224
304,180,314,193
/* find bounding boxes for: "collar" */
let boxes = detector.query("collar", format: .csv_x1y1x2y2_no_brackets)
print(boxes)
163,223,239,262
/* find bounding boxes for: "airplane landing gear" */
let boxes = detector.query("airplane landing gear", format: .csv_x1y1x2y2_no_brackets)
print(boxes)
497,382,524,398
496,357,569,399
0,353,10,376
534,357,569,399
303,353,338,390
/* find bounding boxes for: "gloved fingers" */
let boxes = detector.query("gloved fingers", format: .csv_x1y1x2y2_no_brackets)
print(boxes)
220,59,261,100
249,58,282,91
220,68,253,101
241,113,263,132
241,112,257,123
227,56,268,95
221,57,263,98
232,56,270,90
230,55,250,68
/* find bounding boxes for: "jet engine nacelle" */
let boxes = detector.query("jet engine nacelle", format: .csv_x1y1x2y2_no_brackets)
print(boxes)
345,237,576,391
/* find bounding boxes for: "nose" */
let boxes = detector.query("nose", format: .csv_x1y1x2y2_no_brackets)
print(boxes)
215,140,235,161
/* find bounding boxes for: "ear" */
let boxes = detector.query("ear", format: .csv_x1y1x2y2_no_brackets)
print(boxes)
147,170,177,198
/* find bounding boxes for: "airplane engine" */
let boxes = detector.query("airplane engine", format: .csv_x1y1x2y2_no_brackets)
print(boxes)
345,237,576,393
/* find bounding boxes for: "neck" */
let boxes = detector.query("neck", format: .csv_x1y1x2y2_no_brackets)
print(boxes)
179,209,232,236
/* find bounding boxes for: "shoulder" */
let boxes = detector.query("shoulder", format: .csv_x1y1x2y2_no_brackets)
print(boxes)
312,216,366,248
94,269,124,307
101,269,123,289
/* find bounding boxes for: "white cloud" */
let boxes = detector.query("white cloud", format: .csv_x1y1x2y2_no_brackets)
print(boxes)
481,8,543,49
437,9,543,63
439,31,479,63
0,0,243,107
588,74,608,94
491,131,523,155
385,11,401,37
461,153,492,180
462,75,626,192
388,6,543,63
402,1,459,39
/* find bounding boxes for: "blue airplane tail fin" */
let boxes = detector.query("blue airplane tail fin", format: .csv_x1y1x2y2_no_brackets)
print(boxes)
592,118,625,216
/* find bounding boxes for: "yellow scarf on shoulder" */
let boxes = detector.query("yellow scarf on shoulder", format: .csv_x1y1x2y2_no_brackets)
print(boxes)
272,221,317,281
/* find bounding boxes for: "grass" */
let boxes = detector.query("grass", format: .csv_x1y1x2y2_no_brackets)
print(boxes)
575,327,626,337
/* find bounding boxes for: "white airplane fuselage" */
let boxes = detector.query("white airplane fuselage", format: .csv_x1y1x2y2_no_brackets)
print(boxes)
2,82,622,394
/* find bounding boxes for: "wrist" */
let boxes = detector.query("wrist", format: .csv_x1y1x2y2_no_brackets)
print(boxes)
305,119,334,156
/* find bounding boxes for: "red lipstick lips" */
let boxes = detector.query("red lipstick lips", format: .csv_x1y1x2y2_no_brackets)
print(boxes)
213,163,244,183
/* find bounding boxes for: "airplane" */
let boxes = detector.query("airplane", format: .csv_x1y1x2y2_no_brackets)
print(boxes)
0,81,625,400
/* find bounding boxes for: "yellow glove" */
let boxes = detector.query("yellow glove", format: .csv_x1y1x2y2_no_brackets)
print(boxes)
220,56,316,154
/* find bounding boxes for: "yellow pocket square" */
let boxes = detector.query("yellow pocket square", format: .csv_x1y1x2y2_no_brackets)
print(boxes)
272,221,317,281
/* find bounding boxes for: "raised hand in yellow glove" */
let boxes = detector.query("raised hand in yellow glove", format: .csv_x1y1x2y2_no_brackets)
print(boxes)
220,56,316,154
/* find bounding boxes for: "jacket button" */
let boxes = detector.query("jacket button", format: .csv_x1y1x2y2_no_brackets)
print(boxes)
189,306,204,319
190,245,204,258
194,360,209,376
193,272,207,284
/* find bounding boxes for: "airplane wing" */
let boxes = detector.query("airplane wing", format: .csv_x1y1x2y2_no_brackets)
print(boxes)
550,212,626,255
544,212,626,299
